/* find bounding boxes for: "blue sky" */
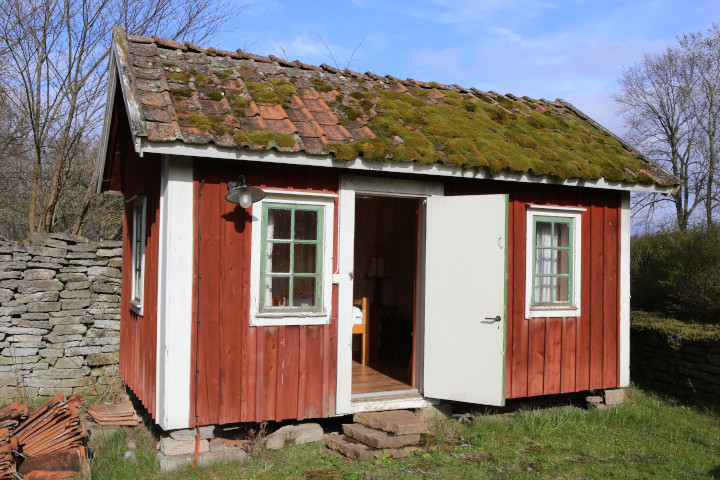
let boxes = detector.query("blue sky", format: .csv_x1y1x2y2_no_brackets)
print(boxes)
217,0,720,137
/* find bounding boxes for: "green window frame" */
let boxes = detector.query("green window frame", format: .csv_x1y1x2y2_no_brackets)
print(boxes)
259,203,324,313
531,216,574,307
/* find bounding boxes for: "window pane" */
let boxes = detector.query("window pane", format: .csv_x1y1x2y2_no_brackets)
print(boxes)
293,277,316,307
535,245,552,276
268,243,290,273
534,275,551,303
555,222,570,247
265,277,289,307
268,208,291,239
294,244,317,273
557,249,570,275
556,277,569,302
295,210,318,240
535,221,551,248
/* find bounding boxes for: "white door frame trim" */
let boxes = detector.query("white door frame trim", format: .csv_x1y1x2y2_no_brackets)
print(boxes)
335,175,443,415
155,155,194,430
619,191,631,387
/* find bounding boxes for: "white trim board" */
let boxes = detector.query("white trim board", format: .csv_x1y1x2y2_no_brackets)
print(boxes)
619,191,631,387
137,139,677,194
155,155,194,430
335,175,443,416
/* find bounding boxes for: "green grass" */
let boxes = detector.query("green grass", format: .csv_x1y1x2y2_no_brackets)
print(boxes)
89,386,720,479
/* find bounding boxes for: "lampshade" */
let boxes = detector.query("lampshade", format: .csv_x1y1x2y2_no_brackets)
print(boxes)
367,256,390,278
225,176,266,208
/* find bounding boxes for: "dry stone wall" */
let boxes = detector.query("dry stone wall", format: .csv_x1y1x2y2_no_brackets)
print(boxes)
631,328,720,405
0,233,123,400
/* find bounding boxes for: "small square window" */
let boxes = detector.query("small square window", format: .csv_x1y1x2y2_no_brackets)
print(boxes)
250,194,334,326
525,206,582,318
260,204,324,312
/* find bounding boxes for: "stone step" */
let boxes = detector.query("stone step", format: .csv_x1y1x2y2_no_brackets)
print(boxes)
353,410,430,435
342,423,420,449
324,433,419,461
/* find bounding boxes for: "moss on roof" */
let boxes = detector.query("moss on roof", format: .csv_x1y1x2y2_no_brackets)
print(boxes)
117,29,680,187
323,88,653,182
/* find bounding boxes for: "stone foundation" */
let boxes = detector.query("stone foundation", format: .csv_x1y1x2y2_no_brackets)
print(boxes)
0,233,122,400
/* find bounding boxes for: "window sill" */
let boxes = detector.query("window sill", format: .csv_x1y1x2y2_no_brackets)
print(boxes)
251,312,330,326
130,300,143,316
527,306,580,318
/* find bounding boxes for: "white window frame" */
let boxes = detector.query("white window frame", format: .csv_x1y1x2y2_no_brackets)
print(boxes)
249,191,335,326
525,205,583,319
130,195,147,315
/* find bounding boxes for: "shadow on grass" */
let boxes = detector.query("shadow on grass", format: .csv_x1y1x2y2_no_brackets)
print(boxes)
708,465,720,479
630,381,720,417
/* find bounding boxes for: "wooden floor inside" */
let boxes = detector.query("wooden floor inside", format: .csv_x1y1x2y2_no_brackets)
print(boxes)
352,360,413,396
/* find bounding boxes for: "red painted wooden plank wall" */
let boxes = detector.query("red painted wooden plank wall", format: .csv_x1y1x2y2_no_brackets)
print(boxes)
191,161,339,426
113,99,162,416
444,179,621,400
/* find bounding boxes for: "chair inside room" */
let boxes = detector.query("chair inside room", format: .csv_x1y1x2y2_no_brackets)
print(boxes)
352,297,370,365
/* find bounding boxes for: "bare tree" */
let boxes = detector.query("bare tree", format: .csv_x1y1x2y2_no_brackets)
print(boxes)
678,25,720,226
314,33,365,70
0,0,243,238
616,24,720,230
615,45,701,230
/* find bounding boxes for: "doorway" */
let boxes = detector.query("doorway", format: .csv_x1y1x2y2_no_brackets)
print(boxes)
350,195,420,399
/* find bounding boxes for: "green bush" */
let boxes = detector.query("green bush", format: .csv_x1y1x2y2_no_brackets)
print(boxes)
631,227,720,322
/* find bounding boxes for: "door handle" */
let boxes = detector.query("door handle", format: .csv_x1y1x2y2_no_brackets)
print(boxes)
483,315,501,323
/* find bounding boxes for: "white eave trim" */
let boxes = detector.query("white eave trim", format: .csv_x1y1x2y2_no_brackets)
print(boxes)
138,139,677,194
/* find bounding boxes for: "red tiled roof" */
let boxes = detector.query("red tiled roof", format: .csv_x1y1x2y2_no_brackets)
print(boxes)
110,28,679,187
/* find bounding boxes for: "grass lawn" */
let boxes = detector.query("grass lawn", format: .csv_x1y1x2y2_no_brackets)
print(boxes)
89,386,720,479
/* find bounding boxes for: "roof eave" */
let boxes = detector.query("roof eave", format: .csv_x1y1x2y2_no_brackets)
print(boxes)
137,138,679,194
95,27,148,194
557,98,681,189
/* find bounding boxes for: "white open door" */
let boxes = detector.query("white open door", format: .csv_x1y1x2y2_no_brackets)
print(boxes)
423,195,508,405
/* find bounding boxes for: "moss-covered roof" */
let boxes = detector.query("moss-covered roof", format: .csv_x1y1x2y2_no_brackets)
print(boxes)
112,28,679,187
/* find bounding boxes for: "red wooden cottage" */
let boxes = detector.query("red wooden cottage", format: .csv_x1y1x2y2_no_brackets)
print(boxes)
97,28,679,431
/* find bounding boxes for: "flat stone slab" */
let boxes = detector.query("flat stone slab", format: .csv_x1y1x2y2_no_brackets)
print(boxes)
83,420,120,439
159,437,209,456
265,423,324,450
169,425,215,441
156,448,248,471
324,433,419,461
342,423,420,449
353,410,430,435
603,388,624,406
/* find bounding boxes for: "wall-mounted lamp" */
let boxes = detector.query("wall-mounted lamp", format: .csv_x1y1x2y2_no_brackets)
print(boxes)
225,175,266,208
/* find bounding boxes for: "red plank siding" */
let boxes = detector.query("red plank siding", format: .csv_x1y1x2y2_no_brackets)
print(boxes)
602,195,619,388
113,94,161,417
576,191,592,392
511,190,530,398
191,161,339,426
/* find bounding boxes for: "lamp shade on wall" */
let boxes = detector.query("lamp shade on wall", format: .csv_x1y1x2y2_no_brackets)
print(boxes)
225,176,266,208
